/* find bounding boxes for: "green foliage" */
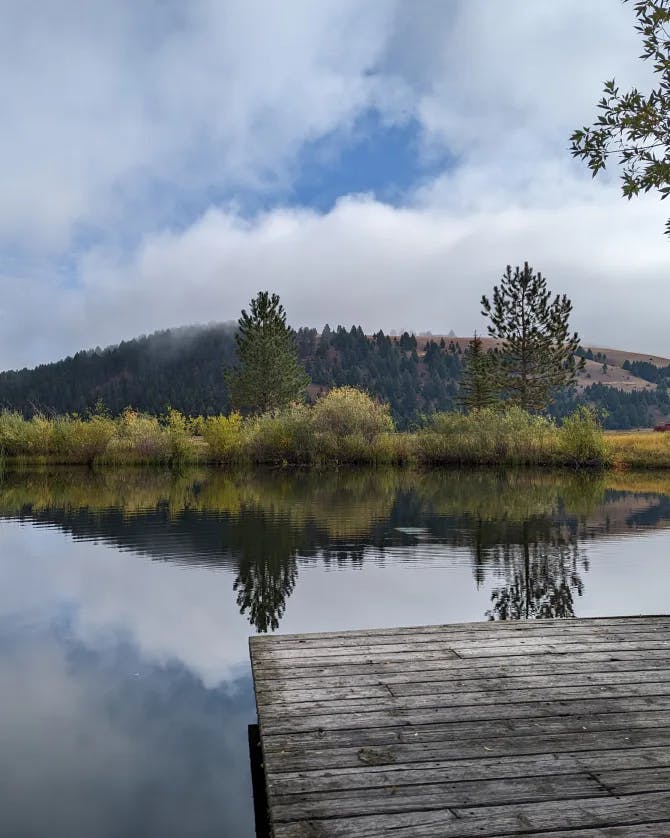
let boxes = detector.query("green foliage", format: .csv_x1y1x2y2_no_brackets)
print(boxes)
0,397,613,469
242,404,313,464
458,332,499,411
226,291,310,414
113,410,170,461
559,407,611,466
102,409,201,465
200,413,243,462
481,263,583,412
164,408,200,463
570,0,670,235
307,387,396,464
311,386,394,440
0,322,467,431
51,415,116,462
0,411,34,455
572,383,666,430
418,407,560,466
0,411,118,463
0,318,665,435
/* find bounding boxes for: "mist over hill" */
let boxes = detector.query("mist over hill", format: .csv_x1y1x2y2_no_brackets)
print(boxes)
0,322,668,430
0,323,239,418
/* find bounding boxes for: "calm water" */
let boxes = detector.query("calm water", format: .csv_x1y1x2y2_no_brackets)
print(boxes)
1,466,669,837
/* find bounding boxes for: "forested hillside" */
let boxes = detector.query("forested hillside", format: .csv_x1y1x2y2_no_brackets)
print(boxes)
0,322,668,429
300,326,463,425
0,325,238,417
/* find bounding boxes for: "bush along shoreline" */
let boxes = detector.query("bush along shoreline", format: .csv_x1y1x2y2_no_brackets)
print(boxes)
0,387,650,470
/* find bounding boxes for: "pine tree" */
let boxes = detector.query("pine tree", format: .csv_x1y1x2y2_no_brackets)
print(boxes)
481,263,583,413
458,332,498,411
226,291,310,414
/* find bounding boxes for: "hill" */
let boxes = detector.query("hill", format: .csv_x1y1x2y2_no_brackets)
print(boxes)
0,324,238,418
410,336,666,394
0,324,668,430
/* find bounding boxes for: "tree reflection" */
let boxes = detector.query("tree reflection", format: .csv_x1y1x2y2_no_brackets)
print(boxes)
483,521,586,620
230,509,302,633
1,465,666,630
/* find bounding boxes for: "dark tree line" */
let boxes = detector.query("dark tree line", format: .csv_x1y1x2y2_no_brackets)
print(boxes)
301,325,463,428
0,324,239,417
0,320,666,429
622,359,670,386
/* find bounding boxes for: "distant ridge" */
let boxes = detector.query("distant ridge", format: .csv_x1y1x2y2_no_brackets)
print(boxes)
0,323,667,430
406,335,670,369
408,336,668,394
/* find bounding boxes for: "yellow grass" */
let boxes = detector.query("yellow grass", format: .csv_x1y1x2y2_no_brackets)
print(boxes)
604,429,670,469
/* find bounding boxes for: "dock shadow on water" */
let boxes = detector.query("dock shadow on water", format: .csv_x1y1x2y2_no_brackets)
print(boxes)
0,466,669,836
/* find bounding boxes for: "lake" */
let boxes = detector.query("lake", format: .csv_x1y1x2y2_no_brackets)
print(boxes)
1,466,669,837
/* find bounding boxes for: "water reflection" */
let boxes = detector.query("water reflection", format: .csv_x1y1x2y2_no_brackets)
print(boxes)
2,467,670,633
1,467,670,837
485,528,585,620
231,510,299,632
0,611,256,838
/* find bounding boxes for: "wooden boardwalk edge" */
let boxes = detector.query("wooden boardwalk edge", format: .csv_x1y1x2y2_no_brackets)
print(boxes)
250,616,670,838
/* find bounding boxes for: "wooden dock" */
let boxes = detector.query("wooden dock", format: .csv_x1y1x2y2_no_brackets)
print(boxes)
250,616,670,837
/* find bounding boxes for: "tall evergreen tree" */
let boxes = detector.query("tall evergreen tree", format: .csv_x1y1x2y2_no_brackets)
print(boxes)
226,291,309,414
459,332,498,411
481,263,583,413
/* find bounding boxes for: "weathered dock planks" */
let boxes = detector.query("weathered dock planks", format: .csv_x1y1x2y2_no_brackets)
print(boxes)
250,616,670,837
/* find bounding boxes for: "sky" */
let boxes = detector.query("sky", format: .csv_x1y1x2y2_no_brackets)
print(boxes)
1,0,668,370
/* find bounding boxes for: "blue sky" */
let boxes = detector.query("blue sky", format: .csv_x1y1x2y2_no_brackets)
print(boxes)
292,112,445,211
0,0,668,368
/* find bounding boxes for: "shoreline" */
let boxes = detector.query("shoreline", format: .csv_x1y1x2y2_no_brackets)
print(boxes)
0,402,667,470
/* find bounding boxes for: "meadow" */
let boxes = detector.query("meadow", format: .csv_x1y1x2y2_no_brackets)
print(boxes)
604,428,670,469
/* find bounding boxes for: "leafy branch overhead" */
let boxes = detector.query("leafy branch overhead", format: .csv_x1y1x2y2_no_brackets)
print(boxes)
570,0,670,235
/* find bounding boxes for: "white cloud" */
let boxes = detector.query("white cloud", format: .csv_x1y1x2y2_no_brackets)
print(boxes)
0,521,250,687
0,0,668,366
1,175,667,369
0,0,401,248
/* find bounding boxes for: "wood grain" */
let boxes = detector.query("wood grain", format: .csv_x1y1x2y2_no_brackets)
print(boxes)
250,616,670,837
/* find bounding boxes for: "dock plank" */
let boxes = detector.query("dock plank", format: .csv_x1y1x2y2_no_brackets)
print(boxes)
261,711,670,756
250,616,670,837
251,648,670,682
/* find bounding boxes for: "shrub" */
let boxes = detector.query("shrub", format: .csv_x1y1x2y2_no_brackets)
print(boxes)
0,396,618,469
114,409,170,462
311,387,394,442
243,404,313,464
26,414,54,455
201,412,244,462
559,407,609,467
371,431,416,465
417,407,557,465
163,408,200,463
0,411,32,455
52,415,116,462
